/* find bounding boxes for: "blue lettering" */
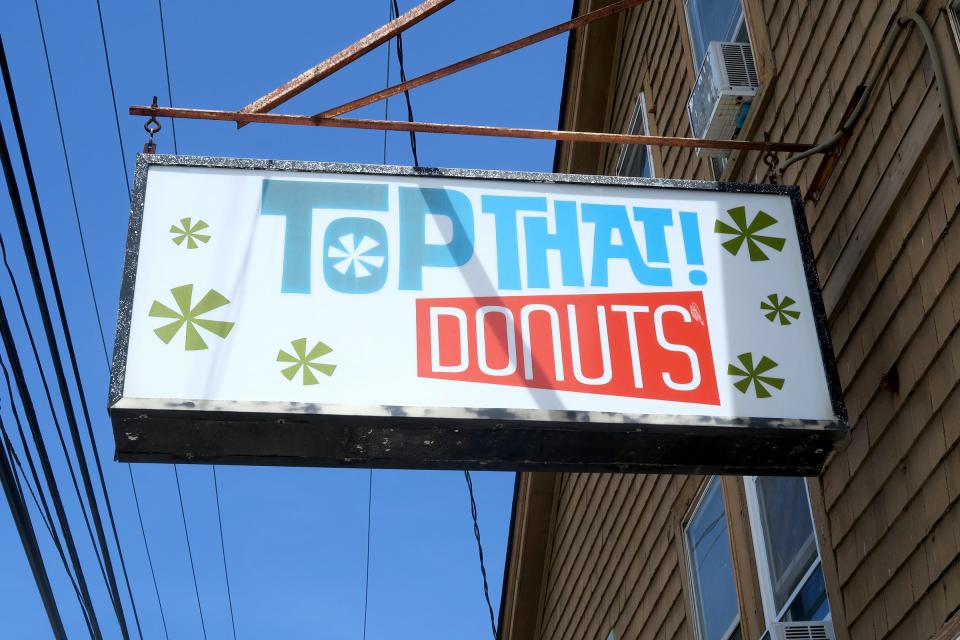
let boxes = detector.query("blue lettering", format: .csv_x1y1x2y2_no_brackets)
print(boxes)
582,203,672,287
481,195,545,290
260,179,389,293
399,187,475,290
525,200,584,288
632,207,672,263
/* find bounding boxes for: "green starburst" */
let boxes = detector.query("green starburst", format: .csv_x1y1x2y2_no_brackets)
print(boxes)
728,353,785,398
714,206,786,261
760,293,801,325
148,284,234,350
170,217,211,249
277,338,336,385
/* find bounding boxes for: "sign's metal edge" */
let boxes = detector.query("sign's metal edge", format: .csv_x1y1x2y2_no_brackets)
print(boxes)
108,154,149,410
138,152,801,196
786,186,849,428
109,396,845,433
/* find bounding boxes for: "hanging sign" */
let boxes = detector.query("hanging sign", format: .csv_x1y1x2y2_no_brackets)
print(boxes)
110,155,846,474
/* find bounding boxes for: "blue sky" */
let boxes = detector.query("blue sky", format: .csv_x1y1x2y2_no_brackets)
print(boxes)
0,1,570,637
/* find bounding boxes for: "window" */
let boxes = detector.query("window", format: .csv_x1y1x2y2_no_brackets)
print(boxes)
684,0,749,68
618,92,655,178
684,0,751,180
685,478,742,640
745,476,831,625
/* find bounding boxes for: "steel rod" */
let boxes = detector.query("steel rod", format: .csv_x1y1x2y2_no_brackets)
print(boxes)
130,105,815,153
318,0,651,118
239,0,456,123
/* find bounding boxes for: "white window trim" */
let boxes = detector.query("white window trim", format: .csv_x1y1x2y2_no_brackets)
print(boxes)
684,477,741,640
617,91,655,178
743,476,831,627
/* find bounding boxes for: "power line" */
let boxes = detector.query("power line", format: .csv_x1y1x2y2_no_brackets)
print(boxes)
376,13,495,638
362,3,396,636
90,2,175,633
0,362,93,634
174,465,208,639
464,471,497,639
0,104,104,640
0,412,68,639
390,0,419,167
30,3,110,367
3,18,140,637
362,469,374,640
93,0,131,200
157,0,179,154
153,6,239,637
212,466,237,640
127,465,170,640
0,231,112,592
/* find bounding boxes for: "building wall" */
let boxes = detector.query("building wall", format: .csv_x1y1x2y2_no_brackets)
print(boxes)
500,1,960,639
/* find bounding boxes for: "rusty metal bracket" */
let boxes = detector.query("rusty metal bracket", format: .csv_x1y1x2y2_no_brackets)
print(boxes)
142,96,161,154
129,104,817,154
802,85,866,202
316,0,652,119
238,0,457,126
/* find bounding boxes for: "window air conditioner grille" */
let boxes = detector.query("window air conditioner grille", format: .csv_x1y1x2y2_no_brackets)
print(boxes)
785,626,827,639
769,621,836,640
720,42,759,88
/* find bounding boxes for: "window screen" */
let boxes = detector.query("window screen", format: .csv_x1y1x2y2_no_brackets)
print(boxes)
684,0,747,66
685,478,742,640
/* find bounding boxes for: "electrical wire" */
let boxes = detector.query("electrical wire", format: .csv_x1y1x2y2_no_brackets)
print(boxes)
0,357,58,546
362,4,396,636
154,6,240,637
0,104,104,640
93,0,131,201
0,362,92,632
375,12,496,637
390,0,419,167
362,468,374,640
174,465,208,639
0,232,112,590
4,19,140,637
127,465,170,640
212,466,237,640
464,471,497,639
30,3,110,367
0,412,68,639
157,0,179,154
90,1,176,632
1,419,95,639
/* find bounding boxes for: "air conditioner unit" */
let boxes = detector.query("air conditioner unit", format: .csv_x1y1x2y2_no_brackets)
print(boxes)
686,41,760,158
763,621,837,640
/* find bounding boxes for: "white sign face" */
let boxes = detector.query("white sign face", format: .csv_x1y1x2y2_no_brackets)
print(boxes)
110,156,844,472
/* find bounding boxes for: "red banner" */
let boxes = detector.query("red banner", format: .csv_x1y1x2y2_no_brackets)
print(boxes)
416,292,719,405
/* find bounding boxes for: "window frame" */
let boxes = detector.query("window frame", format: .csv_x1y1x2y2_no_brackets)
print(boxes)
617,91,656,178
683,476,742,640
950,0,960,52
743,476,830,626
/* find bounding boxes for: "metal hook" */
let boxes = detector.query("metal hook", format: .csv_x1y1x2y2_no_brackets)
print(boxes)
762,150,780,185
143,96,161,154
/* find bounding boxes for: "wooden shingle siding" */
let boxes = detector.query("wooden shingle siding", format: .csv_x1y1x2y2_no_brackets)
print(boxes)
516,1,960,639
